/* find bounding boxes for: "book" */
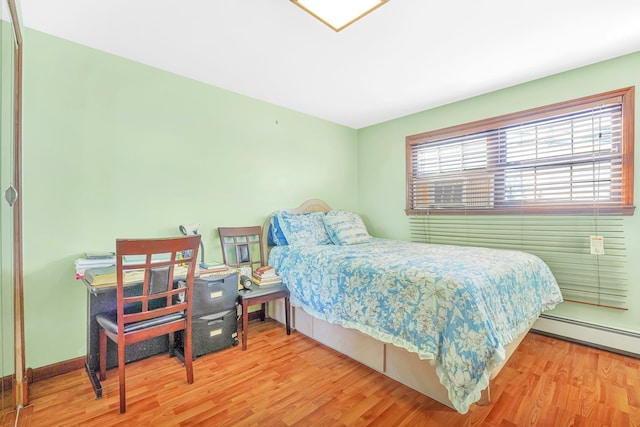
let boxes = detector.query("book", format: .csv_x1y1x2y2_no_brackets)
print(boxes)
253,278,282,286
75,256,115,269
76,258,114,266
83,266,116,287
252,273,282,286
253,265,278,279
84,265,190,287
255,265,275,274
75,256,116,278
84,251,115,259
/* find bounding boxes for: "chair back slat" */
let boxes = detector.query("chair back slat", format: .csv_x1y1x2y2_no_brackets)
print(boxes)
115,235,200,332
218,226,264,272
123,302,188,323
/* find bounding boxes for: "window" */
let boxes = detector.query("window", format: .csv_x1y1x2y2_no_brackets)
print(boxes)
406,87,635,215
406,88,635,309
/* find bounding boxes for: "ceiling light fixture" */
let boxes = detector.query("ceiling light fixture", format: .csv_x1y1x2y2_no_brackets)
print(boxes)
291,0,389,32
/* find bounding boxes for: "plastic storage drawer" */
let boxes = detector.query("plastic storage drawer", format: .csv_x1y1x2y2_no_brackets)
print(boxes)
191,274,238,317
179,310,238,357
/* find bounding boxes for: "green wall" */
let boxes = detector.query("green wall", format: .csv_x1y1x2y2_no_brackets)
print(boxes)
21,29,359,368
357,51,640,335
19,26,640,370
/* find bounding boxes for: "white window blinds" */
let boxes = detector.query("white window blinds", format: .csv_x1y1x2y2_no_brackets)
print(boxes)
409,215,629,310
406,88,635,216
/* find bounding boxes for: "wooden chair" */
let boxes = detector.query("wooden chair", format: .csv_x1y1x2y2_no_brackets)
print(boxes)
218,226,290,350
96,235,201,413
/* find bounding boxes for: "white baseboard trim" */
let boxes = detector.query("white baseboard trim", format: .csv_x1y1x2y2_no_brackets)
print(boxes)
532,314,640,358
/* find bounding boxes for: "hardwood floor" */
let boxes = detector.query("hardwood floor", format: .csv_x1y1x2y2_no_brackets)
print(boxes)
2,320,639,426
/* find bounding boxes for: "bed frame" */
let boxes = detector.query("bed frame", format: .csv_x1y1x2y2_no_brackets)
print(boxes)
261,199,531,411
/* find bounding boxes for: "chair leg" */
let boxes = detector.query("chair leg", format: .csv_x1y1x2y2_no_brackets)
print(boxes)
98,328,107,381
118,339,126,413
168,331,175,358
242,300,249,351
184,322,194,384
285,296,291,335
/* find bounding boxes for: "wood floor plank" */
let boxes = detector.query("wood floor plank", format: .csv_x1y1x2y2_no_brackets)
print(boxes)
4,320,640,426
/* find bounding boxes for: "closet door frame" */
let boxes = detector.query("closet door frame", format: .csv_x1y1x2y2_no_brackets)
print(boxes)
2,0,26,408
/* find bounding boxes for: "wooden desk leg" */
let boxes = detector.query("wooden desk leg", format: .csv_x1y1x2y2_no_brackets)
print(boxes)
242,300,249,351
285,296,291,335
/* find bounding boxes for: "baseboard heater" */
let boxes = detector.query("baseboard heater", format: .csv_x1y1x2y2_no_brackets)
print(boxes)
532,314,640,359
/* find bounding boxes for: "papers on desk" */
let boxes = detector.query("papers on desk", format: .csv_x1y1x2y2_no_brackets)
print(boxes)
83,265,190,288
85,251,115,259
76,252,175,280
78,250,207,287
75,255,115,279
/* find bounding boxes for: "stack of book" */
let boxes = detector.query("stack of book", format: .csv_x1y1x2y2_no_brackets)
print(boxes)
252,266,282,286
83,265,190,288
75,251,116,280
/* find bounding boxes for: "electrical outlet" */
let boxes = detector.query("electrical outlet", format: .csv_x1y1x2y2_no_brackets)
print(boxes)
590,235,604,255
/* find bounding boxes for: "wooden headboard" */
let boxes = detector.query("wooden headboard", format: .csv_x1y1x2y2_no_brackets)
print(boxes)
261,198,332,261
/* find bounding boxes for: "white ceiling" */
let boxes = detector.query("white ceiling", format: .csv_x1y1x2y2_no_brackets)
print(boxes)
18,0,640,129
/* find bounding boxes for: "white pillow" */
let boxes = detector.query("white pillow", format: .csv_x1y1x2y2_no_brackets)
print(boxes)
323,210,370,245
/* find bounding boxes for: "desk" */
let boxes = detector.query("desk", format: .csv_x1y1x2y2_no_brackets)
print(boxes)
83,271,238,399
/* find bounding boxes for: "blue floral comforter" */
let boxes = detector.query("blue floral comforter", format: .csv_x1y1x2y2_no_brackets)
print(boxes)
268,238,563,413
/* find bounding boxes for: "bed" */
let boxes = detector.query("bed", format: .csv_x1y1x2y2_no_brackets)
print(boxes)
261,199,563,414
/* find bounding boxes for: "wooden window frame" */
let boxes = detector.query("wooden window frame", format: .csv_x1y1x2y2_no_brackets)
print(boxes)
406,87,635,216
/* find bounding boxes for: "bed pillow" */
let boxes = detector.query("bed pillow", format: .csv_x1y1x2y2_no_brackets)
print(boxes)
268,214,288,246
323,210,371,245
276,211,332,246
